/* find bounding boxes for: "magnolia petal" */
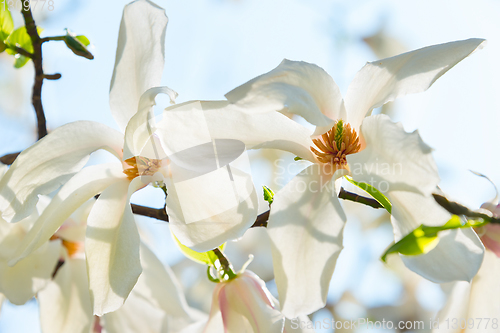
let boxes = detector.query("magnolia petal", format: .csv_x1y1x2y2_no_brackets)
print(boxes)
433,281,470,333
86,177,143,316
218,271,284,333
390,191,484,283
0,239,60,305
123,86,177,160
344,38,486,129
166,174,258,252
9,163,126,266
38,257,94,333
225,59,344,128
465,250,500,325
0,121,123,223
268,164,346,318
203,283,225,333
133,242,204,330
161,100,316,162
109,0,169,131
347,114,439,196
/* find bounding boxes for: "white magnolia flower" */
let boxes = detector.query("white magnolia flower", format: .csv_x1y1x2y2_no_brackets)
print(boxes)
219,39,487,317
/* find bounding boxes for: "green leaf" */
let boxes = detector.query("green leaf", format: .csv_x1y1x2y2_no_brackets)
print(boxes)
380,215,483,262
263,185,275,205
13,54,29,68
63,30,94,60
172,231,226,266
344,177,392,213
0,3,14,42
294,156,303,161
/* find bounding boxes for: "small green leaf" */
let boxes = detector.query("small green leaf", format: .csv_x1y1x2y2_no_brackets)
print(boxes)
294,156,303,161
263,185,274,205
0,3,14,42
5,27,43,67
172,231,226,266
380,215,480,262
63,30,94,60
13,54,29,68
344,177,392,213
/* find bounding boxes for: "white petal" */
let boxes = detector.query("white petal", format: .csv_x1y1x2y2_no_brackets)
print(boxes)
466,250,500,324
267,165,346,318
133,242,203,330
218,271,284,333
344,38,486,129
9,163,126,266
225,59,344,128
390,191,484,283
38,257,94,333
0,121,123,223
109,0,169,131
85,177,143,316
102,290,169,333
0,239,60,305
433,281,470,333
123,86,177,160
347,114,439,196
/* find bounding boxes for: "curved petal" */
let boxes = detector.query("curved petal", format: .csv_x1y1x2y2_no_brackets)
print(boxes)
123,86,177,160
344,39,486,129
9,163,126,266
225,59,345,128
433,281,470,333
160,100,316,161
85,177,143,316
347,114,439,196
218,271,284,333
0,121,123,223
38,257,94,333
109,0,169,131
0,239,60,305
133,242,204,330
465,250,500,325
267,164,346,318
390,191,484,283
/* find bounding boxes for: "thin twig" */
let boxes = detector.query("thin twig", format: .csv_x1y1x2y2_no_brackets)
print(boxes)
338,187,384,209
130,187,383,228
433,193,500,224
0,152,20,165
21,6,48,139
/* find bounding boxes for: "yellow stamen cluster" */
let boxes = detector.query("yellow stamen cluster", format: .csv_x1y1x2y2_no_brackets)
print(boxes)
123,156,162,181
311,120,361,166
50,235,83,258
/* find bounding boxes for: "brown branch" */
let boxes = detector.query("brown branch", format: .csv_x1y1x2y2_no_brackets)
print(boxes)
0,152,20,165
433,193,500,224
338,187,384,209
130,187,383,228
21,6,48,140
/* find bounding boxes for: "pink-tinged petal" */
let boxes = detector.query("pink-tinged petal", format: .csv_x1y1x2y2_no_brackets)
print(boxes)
345,39,486,130
86,177,144,316
9,163,126,266
0,121,123,223
109,0,169,131
218,272,284,333
481,235,500,258
390,191,484,283
268,165,346,318
225,59,345,129
123,86,177,160
347,114,439,196
38,257,94,333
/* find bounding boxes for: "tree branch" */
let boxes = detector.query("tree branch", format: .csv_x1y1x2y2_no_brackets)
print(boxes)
433,193,500,224
21,6,48,140
0,152,20,165
130,187,383,228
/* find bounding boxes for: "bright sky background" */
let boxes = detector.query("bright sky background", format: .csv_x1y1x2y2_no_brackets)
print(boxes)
0,0,499,332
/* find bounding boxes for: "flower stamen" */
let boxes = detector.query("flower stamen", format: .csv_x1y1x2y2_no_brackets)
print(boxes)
123,156,162,181
311,120,361,166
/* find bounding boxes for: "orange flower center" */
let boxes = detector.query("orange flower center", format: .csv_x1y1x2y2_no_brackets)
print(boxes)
50,235,83,258
123,156,163,181
311,120,361,166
